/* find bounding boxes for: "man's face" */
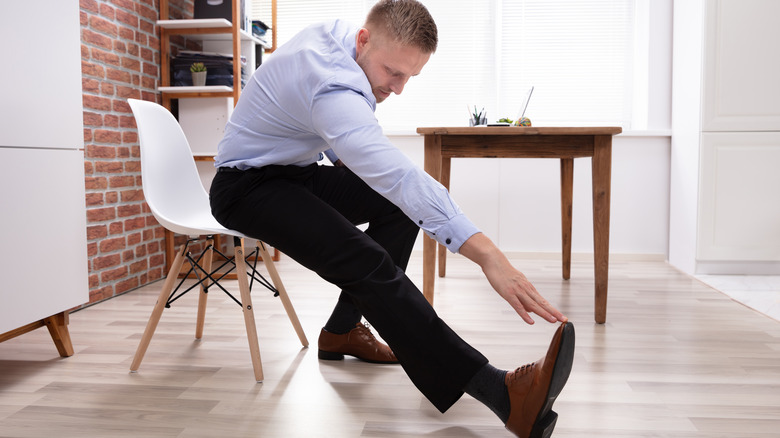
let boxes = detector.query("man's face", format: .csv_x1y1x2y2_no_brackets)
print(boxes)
355,28,431,103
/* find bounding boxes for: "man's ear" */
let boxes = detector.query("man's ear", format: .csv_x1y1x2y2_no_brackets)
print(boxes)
356,28,370,52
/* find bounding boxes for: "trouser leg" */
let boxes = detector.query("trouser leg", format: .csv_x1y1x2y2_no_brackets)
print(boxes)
311,166,420,333
210,165,487,412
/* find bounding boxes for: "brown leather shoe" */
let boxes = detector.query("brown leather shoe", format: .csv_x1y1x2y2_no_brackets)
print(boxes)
318,322,399,364
505,322,575,437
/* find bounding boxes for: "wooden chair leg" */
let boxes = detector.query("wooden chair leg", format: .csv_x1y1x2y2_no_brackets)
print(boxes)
195,236,215,340
233,237,264,382
130,244,188,372
257,241,309,348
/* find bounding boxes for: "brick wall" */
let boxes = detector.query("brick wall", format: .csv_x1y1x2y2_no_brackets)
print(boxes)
79,0,200,304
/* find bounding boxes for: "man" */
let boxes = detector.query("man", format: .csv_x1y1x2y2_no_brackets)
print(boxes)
210,1,574,436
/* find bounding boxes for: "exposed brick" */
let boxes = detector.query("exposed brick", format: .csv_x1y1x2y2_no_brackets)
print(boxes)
84,161,94,175
113,40,127,54
94,129,122,144
121,56,141,72
121,188,144,202
87,241,98,257
99,3,115,20
116,9,139,28
89,286,114,303
119,26,134,41
86,144,116,159
104,114,119,128
83,29,113,50
109,221,123,234
100,236,126,253
122,249,135,262
83,94,112,111
83,111,103,127
80,0,99,15
142,62,157,76
124,216,146,231
91,47,121,66
100,82,115,95
85,176,108,190
109,175,135,188
100,266,128,282
149,253,164,268
81,61,105,78
116,84,140,99
87,206,116,222
117,204,141,217
106,191,119,204
89,274,99,289
93,253,121,270
85,193,104,207
112,0,137,12
87,224,108,240
84,128,93,143
96,161,123,173
105,69,129,85
119,115,136,129
115,277,139,294
89,15,118,37
127,232,142,246
129,259,147,274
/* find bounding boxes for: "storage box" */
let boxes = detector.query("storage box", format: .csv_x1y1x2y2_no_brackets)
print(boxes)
194,0,247,30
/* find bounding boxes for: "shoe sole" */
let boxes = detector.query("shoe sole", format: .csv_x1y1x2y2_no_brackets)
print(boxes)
318,349,399,364
530,322,575,438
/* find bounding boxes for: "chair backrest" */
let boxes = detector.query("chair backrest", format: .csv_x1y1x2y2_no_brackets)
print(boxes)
128,98,226,236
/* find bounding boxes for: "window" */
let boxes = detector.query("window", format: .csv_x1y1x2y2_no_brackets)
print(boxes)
251,0,636,130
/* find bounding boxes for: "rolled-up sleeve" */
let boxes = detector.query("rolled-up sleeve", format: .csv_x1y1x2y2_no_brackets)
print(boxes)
311,86,480,253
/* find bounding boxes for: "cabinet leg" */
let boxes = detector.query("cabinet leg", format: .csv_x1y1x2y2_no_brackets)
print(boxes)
44,312,75,357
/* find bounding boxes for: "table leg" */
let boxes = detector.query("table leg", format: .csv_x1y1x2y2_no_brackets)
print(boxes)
560,158,573,280
592,136,612,324
422,135,443,305
438,157,451,278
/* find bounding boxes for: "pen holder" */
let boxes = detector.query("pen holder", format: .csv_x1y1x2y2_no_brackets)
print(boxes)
469,116,487,126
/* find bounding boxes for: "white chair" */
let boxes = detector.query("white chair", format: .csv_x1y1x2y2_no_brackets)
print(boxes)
127,98,308,382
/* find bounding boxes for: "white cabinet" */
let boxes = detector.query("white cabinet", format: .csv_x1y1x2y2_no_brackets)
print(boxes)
0,0,88,352
670,0,780,275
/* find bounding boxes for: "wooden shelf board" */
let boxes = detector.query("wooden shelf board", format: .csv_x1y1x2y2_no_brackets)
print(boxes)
157,19,267,46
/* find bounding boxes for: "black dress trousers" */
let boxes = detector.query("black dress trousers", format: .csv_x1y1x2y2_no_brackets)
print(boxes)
209,163,488,412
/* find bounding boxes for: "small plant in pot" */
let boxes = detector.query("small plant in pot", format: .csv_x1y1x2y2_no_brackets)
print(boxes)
190,62,207,86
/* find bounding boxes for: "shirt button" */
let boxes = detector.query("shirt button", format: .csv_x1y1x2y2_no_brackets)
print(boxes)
445,238,452,245
418,220,423,225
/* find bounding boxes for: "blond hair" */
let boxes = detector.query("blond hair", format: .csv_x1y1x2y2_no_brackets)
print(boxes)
365,0,438,53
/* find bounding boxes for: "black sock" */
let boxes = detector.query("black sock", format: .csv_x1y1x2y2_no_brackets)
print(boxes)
323,293,362,334
464,363,510,423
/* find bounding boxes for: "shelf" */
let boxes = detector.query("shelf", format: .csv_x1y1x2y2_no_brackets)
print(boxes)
158,86,234,99
159,85,233,93
157,19,270,47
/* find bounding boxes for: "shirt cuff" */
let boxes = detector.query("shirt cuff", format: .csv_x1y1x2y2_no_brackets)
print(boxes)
424,213,481,253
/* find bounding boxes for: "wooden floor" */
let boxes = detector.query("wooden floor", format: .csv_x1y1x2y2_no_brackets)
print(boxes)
1,253,779,437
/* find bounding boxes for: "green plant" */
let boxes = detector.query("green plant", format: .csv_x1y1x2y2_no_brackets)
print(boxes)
190,62,207,73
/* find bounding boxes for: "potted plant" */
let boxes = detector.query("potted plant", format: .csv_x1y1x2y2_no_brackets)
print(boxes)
190,62,207,86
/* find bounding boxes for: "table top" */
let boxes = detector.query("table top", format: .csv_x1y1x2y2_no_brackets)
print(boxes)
416,126,623,136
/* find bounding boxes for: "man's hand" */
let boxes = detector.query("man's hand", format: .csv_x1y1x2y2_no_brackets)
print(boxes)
458,233,567,325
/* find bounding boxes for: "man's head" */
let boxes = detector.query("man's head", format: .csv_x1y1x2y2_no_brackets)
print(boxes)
355,0,438,103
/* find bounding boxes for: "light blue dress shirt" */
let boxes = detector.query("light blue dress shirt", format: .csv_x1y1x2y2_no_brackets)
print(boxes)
214,19,479,253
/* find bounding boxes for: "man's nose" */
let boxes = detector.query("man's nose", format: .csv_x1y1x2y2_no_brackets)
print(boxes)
390,77,409,95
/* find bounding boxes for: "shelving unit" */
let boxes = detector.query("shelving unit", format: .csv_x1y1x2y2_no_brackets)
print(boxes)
156,0,278,271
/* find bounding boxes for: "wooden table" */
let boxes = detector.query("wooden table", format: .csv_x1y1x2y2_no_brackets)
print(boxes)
416,126,622,324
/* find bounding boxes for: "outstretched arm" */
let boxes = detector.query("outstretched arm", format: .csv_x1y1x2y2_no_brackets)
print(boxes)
459,232,568,325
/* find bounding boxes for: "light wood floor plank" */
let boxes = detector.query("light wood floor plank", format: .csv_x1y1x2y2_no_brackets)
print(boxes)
1,254,779,437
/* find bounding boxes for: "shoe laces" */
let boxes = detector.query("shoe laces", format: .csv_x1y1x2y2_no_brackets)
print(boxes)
507,362,536,382
355,322,377,341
